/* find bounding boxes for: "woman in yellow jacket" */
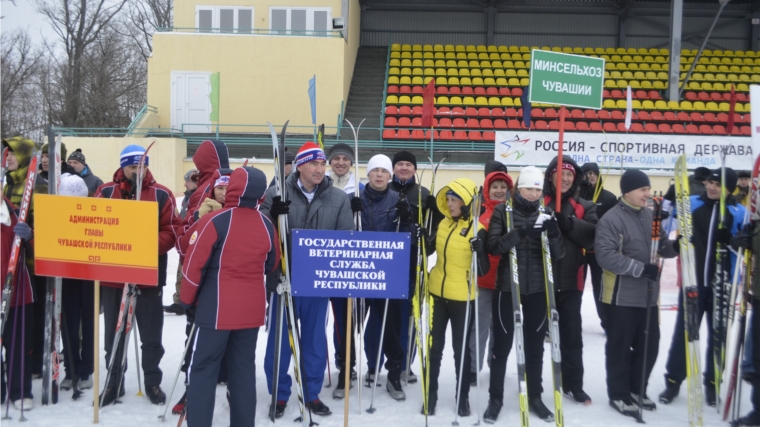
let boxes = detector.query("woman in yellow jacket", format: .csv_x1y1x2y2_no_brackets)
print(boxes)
425,177,489,417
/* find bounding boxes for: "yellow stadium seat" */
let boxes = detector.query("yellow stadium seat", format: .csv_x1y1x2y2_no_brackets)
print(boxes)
703,49,713,56
434,77,446,85
412,77,424,85
745,103,751,112
508,78,520,86
475,97,487,106
424,77,435,85
391,44,401,51
424,69,434,77
443,59,454,68
453,45,464,52
487,46,498,53
412,68,423,76
551,47,561,52
391,52,400,59
584,47,594,54
435,96,449,105
422,45,433,52
386,95,398,104
622,55,633,63
736,103,747,113
471,69,482,77
451,96,464,105
604,99,616,109
630,81,641,89
389,67,400,76
715,73,727,81
483,69,494,77
616,47,626,55
469,60,480,68
500,97,513,107
460,77,472,85
496,77,507,85
617,63,629,71
522,53,531,61
728,73,739,81
605,80,617,89
654,100,667,110
401,44,411,51
412,96,423,105
604,71,611,79
457,60,467,68
705,102,718,111
401,52,411,59
718,102,730,112
605,47,616,54
611,55,622,62
443,45,453,53
747,51,756,57
467,53,477,60
494,69,505,77
520,46,530,53
753,75,760,83
606,63,616,70
622,71,634,80
498,46,509,53
641,80,653,89
472,77,484,86
435,53,445,59
616,100,627,109
509,46,520,53
432,68,444,76
629,63,640,71
517,69,529,77
641,100,655,110
446,68,458,77
460,96,473,105
413,59,423,67
513,61,525,69
664,100,678,110
465,45,476,53
460,69,471,77
680,101,693,111
500,53,511,61
734,50,744,57
412,45,422,52
714,82,727,91
737,83,749,92
478,53,489,60
633,71,646,80
562,47,572,53
626,47,636,55
506,69,517,77
691,72,703,81
490,53,500,61
446,77,458,85
651,64,662,71
399,76,411,85
518,77,528,86
573,47,583,54
388,76,399,85
686,81,700,91
693,101,707,111
401,59,412,67
484,77,496,85
595,47,605,54
617,79,628,87
412,52,422,59
655,81,667,89
433,44,444,52
488,97,501,107
631,100,642,109
390,59,400,67
492,61,503,69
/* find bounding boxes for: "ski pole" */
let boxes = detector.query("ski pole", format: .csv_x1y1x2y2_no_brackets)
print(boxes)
2,266,22,421
134,316,144,397
113,287,139,403
270,292,285,422
367,298,389,413
404,311,414,385
100,285,131,408
19,281,27,422
452,275,472,427
160,323,197,422
60,301,82,400
636,282,654,424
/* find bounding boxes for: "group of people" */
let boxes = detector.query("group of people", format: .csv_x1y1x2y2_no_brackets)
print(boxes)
2,133,760,427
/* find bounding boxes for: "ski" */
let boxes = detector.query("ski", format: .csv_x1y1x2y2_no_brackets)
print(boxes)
720,154,760,420
505,201,529,427
713,148,731,405
316,123,325,151
267,121,311,425
0,150,41,342
42,127,64,405
675,154,704,427
539,201,563,427
411,169,430,425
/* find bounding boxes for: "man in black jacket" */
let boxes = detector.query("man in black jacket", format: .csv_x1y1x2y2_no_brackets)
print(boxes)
578,162,617,333
543,155,598,405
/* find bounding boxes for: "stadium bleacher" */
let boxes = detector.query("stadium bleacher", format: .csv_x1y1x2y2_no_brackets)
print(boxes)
382,44,755,142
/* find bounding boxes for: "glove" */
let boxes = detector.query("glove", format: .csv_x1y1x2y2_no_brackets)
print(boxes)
270,196,291,221
425,195,437,211
660,211,670,220
555,212,572,233
411,223,427,242
14,222,33,241
185,306,197,323
715,226,733,245
526,226,543,239
671,235,683,255
469,237,484,252
395,199,412,222
350,196,363,213
542,218,561,238
730,230,753,251
198,198,222,218
480,203,486,216
642,263,659,281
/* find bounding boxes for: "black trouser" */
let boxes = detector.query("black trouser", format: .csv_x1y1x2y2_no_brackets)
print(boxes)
429,295,473,403
750,298,760,411
557,290,584,392
182,314,229,385
102,285,165,388
664,285,715,386
585,253,608,331
1,303,34,402
334,298,370,373
366,298,406,375
31,274,46,375
62,278,95,379
605,304,659,401
489,291,547,400
187,327,259,427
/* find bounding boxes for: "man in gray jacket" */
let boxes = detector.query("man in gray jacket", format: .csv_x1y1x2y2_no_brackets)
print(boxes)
595,169,678,418
261,141,355,419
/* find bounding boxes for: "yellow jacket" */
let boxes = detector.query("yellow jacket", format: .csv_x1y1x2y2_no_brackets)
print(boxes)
428,178,486,301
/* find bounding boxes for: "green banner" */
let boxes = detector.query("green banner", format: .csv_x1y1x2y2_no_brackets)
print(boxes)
528,50,605,110
209,72,220,122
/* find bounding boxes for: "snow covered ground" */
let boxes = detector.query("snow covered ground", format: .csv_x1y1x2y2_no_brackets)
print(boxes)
2,220,746,426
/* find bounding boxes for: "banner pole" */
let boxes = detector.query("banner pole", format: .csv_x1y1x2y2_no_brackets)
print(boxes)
556,106,566,212
343,298,353,427
93,280,100,423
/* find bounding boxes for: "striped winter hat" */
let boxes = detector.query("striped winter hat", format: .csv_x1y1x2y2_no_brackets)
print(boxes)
295,142,326,167
120,144,148,167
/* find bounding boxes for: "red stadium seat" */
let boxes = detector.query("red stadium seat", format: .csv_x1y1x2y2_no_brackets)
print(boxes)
400,86,412,94
616,122,627,132
685,92,698,101
686,124,700,134
672,124,687,134
494,119,508,130
648,91,661,100
744,113,752,123
412,106,423,116
638,111,651,121
736,93,749,103
512,88,523,97
697,92,710,101
690,112,704,123
635,90,649,100
536,120,549,130
611,110,625,121
398,117,411,127
677,112,690,122
664,112,678,122
491,108,505,118
531,109,545,119
710,92,723,101
703,113,718,123
590,122,603,132
717,113,729,123
480,119,494,129
439,130,453,141
650,111,664,121
466,118,480,129
741,126,751,136
453,130,468,141
478,107,491,117
474,87,487,96
411,130,426,140
449,87,461,95
499,87,511,96
462,87,474,95
483,131,495,141
465,107,478,117
438,107,451,116
384,117,398,127
412,86,424,94
603,89,611,99
469,131,483,141
399,106,412,116
508,120,521,130
437,86,449,95
584,110,598,120
545,108,557,119
505,108,518,118
598,110,611,121
713,125,727,135
439,118,453,127
452,107,465,116
564,121,576,131
644,123,658,133
658,124,673,133
385,106,399,116
397,129,411,139
576,121,590,131
382,129,396,139
699,125,713,134
387,85,399,94
631,123,645,133
453,118,466,128
571,109,584,119
486,87,499,96
603,122,617,132
611,90,624,99
425,130,439,140
730,127,741,136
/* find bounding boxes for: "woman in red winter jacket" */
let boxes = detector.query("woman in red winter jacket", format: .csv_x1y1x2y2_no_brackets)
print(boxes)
468,171,513,383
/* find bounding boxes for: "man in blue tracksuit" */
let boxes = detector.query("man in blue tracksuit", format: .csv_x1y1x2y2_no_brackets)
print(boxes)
658,167,745,407
261,142,355,418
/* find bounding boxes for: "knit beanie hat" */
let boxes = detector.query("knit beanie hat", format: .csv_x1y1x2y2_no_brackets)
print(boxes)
327,143,355,164
366,154,393,176
484,160,507,177
581,162,600,176
707,167,739,193
517,166,544,189
67,148,85,165
446,189,464,201
184,169,198,182
550,162,576,177
120,144,148,167
214,175,230,188
392,151,417,169
41,142,68,163
295,142,326,167
737,170,752,179
620,169,651,194
59,173,89,197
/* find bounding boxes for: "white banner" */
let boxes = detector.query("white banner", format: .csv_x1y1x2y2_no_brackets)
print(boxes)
751,85,760,155
495,131,754,170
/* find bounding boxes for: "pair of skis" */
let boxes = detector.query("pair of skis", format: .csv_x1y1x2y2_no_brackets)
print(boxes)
674,154,704,427
268,121,314,426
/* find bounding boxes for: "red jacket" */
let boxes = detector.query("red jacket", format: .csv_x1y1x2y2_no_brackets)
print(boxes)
180,167,280,330
479,171,513,290
177,140,229,256
1,197,33,306
95,168,180,288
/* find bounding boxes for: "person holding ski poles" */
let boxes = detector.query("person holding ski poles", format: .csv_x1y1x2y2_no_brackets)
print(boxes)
484,166,564,423
180,167,280,427
95,144,180,405
468,169,513,385
659,167,744,407
594,170,678,418
261,141,354,419
542,155,598,405
424,177,489,416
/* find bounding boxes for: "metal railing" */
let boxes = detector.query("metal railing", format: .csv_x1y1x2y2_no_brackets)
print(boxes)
379,40,392,138
55,127,182,138
126,105,158,135
156,27,343,38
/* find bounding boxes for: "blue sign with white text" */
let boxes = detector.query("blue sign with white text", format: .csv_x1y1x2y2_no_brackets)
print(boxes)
290,229,411,299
